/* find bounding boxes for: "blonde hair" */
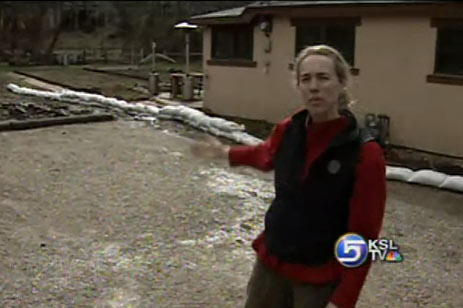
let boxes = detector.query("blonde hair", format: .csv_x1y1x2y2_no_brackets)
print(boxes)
294,44,354,110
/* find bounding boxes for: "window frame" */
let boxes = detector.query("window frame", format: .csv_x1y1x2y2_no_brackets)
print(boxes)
427,18,463,85
291,17,360,75
208,24,256,68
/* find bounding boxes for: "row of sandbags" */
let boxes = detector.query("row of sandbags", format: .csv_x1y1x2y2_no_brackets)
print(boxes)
6,83,262,145
157,105,262,145
386,166,463,192
6,83,160,114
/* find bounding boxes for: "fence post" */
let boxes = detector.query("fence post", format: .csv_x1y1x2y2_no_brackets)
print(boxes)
131,45,134,65
151,42,156,72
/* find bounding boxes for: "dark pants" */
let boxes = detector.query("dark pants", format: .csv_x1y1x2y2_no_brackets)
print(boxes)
244,259,338,308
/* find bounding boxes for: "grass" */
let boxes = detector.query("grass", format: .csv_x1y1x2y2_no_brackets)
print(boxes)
0,68,45,92
13,66,149,101
0,64,25,72
0,63,69,72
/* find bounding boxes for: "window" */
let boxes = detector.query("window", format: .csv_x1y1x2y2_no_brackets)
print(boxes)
292,18,359,67
433,20,463,76
209,25,254,66
427,19,463,85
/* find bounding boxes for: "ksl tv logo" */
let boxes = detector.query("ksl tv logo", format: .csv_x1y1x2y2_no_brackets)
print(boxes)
335,233,403,268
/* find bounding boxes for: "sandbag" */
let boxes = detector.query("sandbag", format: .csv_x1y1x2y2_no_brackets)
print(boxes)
27,89,41,96
159,106,178,116
6,83,20,92
96,96,109,104
209,117,245,132
209,126,226,138
407,169,448,187
175,107,189,119
134,103,147,112
145,106,160,115
439,176,463,192
79,93,92,101
112,101,127,109
43,92,60,100
88,94,104,102
157,113,175,120
60,90,80,101
385,166,414,181
208,118,228,130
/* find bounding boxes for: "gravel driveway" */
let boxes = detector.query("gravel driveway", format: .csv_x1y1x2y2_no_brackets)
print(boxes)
0,119,462,308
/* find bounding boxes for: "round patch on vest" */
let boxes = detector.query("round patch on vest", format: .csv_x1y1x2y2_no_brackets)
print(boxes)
327,160,341,174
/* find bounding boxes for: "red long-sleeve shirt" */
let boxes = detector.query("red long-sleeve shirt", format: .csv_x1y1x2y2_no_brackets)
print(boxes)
228,115,386,308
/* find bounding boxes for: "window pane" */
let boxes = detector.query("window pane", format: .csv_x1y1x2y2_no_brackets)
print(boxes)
212,29,234,59
296,26,322,54
436,28,463,75
326,26,355,65
235,28,253,60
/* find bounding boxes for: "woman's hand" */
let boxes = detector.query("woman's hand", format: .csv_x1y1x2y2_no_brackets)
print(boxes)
190,135,230,160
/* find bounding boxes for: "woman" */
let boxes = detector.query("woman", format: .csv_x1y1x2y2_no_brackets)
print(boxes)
191,45,386,308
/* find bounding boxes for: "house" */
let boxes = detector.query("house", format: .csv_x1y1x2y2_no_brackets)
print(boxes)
189,0,463,158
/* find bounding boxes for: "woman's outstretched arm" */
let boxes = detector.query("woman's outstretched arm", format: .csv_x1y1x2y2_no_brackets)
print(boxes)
191,118,290,172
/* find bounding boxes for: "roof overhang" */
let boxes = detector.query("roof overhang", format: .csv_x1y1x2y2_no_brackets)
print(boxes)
189,1,463,26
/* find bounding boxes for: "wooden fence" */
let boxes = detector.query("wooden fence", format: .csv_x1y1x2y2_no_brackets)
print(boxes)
53,48,203,65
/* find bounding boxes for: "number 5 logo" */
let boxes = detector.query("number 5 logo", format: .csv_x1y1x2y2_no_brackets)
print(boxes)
335,233,368,268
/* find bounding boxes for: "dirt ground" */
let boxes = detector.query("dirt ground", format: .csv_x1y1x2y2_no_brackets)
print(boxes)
0,118,462,308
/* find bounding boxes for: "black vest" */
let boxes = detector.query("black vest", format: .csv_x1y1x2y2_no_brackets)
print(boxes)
263,109,374,265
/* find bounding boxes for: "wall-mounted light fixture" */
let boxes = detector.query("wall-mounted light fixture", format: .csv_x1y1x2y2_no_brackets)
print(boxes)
259,15,273,37
258,15,273,54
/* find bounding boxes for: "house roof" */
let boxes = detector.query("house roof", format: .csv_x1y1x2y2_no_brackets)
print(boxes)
246,0,451,8
190,0,460,23
190,7,246,20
